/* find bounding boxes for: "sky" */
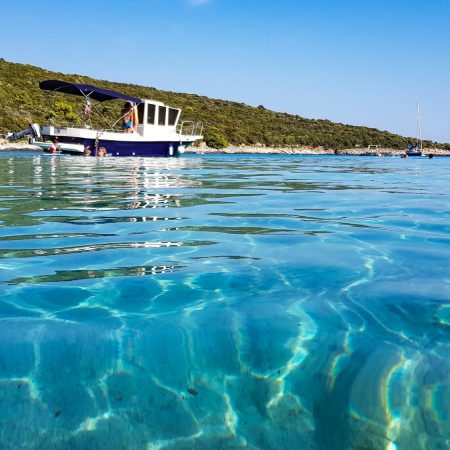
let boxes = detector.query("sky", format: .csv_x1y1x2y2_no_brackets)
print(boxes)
1,0,450,142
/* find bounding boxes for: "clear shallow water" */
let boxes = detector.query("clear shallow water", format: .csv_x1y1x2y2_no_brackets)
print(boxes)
0,153,450,450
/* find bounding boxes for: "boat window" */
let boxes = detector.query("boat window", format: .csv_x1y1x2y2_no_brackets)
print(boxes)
147,104,156,125
137,103,144,124
158,106,167,126
168,108,179,126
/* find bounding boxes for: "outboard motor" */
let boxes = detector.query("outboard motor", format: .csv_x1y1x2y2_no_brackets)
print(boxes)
6,123,41,142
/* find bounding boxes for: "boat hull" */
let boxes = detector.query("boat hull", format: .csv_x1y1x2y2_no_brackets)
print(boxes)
405,150,423,157
41,135,191,157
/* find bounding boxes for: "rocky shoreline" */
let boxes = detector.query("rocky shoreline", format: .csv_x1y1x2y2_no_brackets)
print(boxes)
0,142,42,151
1,141,450,156
187,145,450,156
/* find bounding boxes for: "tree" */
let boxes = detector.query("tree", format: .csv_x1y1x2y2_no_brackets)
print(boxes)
205,132,229,149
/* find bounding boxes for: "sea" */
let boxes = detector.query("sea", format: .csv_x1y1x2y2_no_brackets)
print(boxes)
0,152,449,450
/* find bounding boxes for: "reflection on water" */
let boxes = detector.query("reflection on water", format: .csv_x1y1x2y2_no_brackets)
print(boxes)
1,153,450,449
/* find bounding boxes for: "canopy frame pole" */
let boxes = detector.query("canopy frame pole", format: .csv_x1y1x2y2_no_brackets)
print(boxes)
78,90,115,130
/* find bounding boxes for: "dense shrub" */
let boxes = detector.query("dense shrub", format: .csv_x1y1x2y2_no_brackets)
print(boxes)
205,132,229,149
0,58,448,149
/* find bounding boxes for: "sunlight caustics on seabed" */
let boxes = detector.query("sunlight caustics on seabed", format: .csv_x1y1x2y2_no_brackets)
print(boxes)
0,153,449,450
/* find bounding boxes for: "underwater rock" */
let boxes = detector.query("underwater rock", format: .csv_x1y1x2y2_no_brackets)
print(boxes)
187,388,199,396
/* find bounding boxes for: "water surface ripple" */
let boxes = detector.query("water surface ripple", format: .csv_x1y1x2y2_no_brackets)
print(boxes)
1,153,450,450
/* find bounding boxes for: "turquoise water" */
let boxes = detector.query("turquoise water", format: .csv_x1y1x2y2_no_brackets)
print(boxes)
0,153,450,450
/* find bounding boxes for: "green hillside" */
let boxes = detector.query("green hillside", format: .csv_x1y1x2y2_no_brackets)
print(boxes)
0,58,447,150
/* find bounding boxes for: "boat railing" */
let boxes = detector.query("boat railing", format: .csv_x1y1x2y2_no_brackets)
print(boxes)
177,121,203,136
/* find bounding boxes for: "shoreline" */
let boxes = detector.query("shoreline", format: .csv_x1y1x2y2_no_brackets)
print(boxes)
0,143,42,152
187,145,450,156
1,142,450,156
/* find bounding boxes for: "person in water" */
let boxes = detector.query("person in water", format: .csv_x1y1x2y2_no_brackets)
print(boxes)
48,137,60,154
121,102,138,133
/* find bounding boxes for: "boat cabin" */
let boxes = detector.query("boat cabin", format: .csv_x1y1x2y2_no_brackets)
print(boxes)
135,100,181,137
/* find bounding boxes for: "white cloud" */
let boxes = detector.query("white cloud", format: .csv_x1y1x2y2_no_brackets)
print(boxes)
186,0,212,6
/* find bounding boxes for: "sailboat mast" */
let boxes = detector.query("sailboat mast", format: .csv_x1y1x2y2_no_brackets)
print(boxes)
417,101,423,151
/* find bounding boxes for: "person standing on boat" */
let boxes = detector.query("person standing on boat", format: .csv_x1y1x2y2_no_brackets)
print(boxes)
121,102,138,133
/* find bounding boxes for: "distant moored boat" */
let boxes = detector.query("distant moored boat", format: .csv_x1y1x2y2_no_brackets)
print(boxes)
405,101,424,157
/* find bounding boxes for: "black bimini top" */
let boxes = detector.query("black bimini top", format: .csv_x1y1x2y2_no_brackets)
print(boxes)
39,80,142,104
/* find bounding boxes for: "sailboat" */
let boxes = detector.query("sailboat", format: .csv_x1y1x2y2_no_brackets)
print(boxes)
405,101,424,156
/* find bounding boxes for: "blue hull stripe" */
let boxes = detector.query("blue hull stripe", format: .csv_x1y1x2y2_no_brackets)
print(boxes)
42,136,191,157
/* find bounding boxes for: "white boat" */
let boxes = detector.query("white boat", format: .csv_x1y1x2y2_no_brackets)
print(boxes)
6,80,203,157
33,141,85,154
405,102,424,157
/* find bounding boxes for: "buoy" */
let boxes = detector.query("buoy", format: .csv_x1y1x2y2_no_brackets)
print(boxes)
169,145,174,156
177,145,186,154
